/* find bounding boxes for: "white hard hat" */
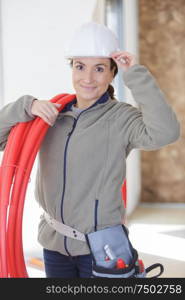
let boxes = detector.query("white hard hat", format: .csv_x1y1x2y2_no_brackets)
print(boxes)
64,22,120,58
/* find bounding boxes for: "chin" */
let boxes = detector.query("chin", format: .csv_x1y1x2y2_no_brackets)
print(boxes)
80,91,100,101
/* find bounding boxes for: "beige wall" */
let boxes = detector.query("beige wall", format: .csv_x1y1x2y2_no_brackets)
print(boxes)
139,0,185,202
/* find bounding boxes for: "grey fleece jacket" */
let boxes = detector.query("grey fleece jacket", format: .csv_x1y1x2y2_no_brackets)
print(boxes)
0,64,180,256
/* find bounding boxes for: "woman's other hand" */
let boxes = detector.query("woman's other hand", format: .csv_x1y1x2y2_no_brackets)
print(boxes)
31,100,62,126
111,51,138,72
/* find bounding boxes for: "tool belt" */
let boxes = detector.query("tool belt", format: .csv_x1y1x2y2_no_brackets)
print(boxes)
85,224,164,278
43,212,164,278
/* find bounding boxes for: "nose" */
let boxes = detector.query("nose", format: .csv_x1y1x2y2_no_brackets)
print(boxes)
83,69,94,84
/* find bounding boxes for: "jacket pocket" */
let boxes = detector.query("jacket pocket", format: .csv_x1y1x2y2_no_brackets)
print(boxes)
94,199,99,232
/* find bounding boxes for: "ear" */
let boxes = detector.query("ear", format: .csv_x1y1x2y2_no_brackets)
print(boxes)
109,69,115,82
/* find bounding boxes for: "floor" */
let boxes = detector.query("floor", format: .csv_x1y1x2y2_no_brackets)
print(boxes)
26,203,185,278
127,203,185,278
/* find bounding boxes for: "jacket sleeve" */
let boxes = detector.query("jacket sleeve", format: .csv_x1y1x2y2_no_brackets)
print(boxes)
0,95,37,151
118,64,180,154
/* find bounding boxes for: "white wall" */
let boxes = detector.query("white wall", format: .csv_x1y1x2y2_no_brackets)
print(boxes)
1,0,97,103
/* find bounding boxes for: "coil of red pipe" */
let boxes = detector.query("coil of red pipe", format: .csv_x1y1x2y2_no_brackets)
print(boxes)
0,93,75,277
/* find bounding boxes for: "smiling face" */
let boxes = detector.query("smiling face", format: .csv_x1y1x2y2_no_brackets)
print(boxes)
72,57,115,106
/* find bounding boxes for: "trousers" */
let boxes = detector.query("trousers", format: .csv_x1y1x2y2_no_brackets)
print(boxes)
43,248,93,278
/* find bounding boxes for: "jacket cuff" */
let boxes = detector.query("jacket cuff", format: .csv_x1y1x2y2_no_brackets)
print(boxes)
24,96,38,119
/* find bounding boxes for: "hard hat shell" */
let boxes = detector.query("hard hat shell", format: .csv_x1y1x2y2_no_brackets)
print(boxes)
64,22,120,58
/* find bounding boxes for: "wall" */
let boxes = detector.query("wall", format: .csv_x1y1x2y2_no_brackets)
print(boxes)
1,0,97,103
139,0,184,202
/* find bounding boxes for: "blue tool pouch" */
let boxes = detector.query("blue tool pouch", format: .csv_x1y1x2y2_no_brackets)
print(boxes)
85,224,164,278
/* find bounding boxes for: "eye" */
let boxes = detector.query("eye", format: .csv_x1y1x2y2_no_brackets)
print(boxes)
96,66,104,72
75,64,84,70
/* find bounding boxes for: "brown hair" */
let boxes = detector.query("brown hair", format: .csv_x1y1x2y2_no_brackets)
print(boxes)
108,58,118,100
69,58,118,100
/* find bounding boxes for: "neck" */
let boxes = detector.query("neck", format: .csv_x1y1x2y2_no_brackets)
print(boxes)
75,97,99,109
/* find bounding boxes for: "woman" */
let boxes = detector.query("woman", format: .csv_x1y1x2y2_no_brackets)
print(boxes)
0,22,180,278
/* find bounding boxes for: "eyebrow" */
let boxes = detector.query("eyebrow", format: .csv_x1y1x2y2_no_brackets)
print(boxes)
74,61,108,67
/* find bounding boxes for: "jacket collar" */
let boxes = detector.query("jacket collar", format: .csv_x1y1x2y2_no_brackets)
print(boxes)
62,91,109,113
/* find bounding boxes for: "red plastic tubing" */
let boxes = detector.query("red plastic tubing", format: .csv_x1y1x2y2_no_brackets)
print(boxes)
0,93,75,277
0,93,127,277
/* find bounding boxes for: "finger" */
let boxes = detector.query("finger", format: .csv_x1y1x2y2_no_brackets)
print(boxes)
113,53,131,61
54,103,62,107
112,55,128,65
117,56,128,64
111,53,127,60
47,102,60,116
115,55,132,65
39,101,59,117
53,103,62,113
40,103,58,119
38,111,54,126
117,54,137,66
111,53,134,64
111,53,127,61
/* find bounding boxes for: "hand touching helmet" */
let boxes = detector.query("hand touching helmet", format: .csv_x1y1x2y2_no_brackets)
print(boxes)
111,51,138,72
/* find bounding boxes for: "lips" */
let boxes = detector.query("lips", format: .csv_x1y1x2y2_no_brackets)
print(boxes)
80,85,96,90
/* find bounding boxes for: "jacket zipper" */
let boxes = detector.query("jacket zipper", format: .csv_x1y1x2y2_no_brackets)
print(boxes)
61,111,86,256
61,118,77,256
61,118,77,224
61,98,106,255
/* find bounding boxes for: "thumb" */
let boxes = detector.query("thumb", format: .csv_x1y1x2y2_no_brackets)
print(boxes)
54,103,62,107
